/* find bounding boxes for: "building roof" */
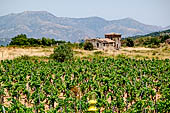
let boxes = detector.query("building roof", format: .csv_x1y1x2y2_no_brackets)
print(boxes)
105,32,121,36
86,38,115,43
98,38,115,43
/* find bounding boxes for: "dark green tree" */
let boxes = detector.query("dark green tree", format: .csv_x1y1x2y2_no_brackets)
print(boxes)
79,42,84,48
126,38,134,47
84,42,93,50
9,34,29,45
28,38,38,45
161,35,170,43
42,37,50,46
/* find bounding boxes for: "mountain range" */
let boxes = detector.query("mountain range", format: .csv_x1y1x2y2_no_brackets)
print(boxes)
0,11,169,42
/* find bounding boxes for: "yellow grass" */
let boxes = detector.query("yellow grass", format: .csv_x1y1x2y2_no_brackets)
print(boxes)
74,45,170,60
0,47,53,60
0,45,169,60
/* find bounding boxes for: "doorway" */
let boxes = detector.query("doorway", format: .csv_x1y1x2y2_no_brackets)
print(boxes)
97,43,99,48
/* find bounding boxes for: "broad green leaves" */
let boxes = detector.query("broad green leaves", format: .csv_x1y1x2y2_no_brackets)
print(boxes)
0,58,169,112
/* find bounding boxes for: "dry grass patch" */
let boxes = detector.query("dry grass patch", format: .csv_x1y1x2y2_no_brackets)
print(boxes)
0,45,169,60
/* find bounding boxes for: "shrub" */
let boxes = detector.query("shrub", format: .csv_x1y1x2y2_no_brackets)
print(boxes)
16,55,30,60
51,44,73,62
126,38,134,47
84,42,93,50
79,42,84,49
152,51,157,55
93,51,103,55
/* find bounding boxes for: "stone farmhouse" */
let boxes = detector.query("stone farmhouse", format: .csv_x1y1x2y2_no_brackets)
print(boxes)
85,33,121,50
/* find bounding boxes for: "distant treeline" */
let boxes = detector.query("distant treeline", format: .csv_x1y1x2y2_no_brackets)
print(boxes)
121,29,170,48
130,29,170,39
9,34,66,46
122,34,170,48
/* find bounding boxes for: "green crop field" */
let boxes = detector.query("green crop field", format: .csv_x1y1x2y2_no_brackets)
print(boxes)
0,57,170,112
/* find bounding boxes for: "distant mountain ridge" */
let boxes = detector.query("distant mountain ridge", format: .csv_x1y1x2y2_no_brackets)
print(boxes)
0,11,169,42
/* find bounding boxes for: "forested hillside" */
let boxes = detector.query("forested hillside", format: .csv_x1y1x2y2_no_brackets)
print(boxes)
130,29,170,39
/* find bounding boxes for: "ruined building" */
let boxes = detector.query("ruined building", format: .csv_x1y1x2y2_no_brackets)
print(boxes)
85,33,121,50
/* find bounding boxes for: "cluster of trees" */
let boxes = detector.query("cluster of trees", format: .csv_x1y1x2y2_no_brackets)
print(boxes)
59,42,94,51
135,35,170,48
9,34,66,46
8,34,94,51
121,38,134,47
122,35,170,48
130,29,170,39
123,29,170,48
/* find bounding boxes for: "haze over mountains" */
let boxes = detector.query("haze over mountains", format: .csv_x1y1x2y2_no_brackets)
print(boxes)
0,11,169,42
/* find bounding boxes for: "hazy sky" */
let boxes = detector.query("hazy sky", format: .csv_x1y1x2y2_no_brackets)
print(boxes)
0,0,170,27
